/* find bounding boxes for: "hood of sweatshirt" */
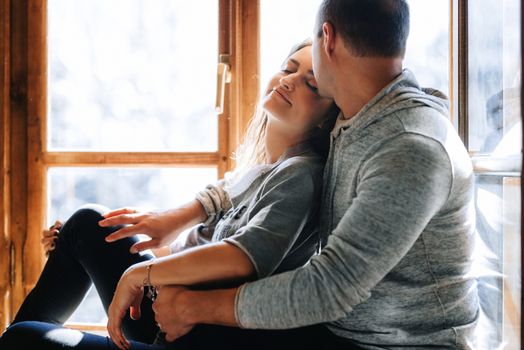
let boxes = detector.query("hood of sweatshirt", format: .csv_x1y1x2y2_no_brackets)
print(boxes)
331,69,450,138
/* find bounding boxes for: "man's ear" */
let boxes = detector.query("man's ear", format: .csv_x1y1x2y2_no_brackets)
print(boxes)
322,22,336,59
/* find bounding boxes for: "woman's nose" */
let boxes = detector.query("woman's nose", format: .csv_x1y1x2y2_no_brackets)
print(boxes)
279,76,295,91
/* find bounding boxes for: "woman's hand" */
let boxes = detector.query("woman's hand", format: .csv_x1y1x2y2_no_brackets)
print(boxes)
99,201,207,254
107,266,145,350
41,220,62,256
99,209,179,253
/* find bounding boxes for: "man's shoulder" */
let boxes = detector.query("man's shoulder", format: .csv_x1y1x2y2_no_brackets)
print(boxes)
390,106,453,144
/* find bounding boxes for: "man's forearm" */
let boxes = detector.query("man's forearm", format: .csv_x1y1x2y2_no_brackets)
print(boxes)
183,287,240,327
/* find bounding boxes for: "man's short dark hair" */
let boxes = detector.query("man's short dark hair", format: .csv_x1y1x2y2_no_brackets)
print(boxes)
316,0,410,57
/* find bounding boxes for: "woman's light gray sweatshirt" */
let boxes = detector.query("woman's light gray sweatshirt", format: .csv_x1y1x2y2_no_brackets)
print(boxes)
231,70,479,349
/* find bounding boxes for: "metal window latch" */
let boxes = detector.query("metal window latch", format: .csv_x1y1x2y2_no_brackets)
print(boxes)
215,54,232,115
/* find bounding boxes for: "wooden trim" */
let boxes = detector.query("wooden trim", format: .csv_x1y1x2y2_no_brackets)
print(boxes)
25,0,47,299
9,0,29,318
65,323,108,336
227,0,259,171
0,0,11,332
457,0,468,148
43,152,220,167
238,0,259,140
217,0,232,178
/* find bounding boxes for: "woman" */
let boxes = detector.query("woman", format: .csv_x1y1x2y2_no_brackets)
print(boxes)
0,39,339,350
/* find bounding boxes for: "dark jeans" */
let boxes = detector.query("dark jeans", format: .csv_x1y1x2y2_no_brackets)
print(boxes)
0,204,360,350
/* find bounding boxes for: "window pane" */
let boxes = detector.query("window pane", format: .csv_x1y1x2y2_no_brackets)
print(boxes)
404,1,450,96
474,175,521,349
468,0,521,156
47,167,217,323
468,1,521,348
260,1,449,98
48,0,218,152
260,0,323,92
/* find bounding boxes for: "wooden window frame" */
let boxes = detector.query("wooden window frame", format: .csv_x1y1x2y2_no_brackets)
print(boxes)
0,0,260,331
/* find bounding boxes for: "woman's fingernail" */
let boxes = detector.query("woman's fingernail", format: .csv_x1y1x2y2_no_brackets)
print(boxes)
130,247,137,254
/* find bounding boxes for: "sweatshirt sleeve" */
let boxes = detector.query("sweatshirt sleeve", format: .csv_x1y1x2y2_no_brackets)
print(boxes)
169,179,231,253
234,133,453,329
196,179,233,226
223,159,320,278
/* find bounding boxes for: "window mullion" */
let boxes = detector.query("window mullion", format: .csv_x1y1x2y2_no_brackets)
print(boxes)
225,0,259,176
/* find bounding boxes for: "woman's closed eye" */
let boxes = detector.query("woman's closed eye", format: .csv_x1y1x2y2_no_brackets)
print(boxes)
280,64,295,75
306,77,319,94
281,58,298,74
307,80,318,93
280,58,319,94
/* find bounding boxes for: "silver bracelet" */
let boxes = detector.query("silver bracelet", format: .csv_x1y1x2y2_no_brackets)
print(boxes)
144,262,157,301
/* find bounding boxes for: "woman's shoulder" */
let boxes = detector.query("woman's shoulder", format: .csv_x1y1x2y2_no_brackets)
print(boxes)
276,149,324,173
265,150,325,189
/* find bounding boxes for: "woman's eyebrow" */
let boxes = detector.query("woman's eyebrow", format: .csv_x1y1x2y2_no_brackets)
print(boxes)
288,58,300,67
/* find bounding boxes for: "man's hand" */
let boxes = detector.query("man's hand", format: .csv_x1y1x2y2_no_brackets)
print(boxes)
152,286,195,342
152,285,240,343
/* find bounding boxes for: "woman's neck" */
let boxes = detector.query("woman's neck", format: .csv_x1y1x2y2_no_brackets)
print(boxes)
264,120,306,164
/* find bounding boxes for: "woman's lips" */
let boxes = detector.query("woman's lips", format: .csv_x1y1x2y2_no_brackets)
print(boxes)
272,89,292,106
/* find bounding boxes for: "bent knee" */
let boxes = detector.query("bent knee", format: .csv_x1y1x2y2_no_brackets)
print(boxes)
60,204,113,245
72,203,110,223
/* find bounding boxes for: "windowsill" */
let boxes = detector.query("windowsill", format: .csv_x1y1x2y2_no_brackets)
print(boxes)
64,322,108,336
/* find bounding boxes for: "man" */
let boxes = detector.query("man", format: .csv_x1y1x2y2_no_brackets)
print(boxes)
153,1,479,348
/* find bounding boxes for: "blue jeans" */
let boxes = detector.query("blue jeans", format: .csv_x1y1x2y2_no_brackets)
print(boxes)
0,205,360,349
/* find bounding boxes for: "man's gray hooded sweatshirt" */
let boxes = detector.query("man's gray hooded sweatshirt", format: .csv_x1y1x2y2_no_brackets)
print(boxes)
198,70,479,349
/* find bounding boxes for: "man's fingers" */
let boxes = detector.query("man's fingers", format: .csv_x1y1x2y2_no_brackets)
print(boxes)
105,225,141,243
129,240,158,254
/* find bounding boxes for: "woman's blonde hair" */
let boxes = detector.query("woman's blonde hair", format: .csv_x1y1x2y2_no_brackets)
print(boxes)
231,39,339,178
